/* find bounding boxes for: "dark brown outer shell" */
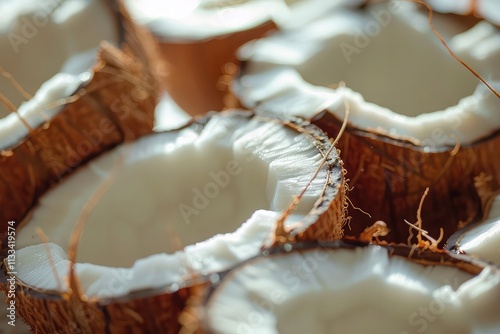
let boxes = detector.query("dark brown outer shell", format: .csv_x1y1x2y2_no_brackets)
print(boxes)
198,240,497,334
311,111,500,245
157,21,277,116
0,279,209,334
0,110,346,333
0,0,165,236
423,0,499,28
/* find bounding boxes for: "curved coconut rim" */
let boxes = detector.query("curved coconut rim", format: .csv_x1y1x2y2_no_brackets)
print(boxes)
204,239,498,301
126,0,278,42
0,0,162,236
445,189,500,261
0,109,344,304
306,108,500,153
201,240,500,333
124,0,368,42
232,3,500,149
19,238,490,308
0,0,140,152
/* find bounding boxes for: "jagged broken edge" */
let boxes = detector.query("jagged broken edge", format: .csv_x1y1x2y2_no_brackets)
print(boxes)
192,240,496,333
1,110,346,333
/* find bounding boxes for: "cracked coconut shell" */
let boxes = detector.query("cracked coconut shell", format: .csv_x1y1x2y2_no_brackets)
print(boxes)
0,0,165,235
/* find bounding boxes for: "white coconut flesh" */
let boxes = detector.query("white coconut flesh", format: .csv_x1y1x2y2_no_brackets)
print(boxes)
124,0,280,41
426,0,500,26
124,0,366,41
14,112,332,298
235,2,500,147
206,245,500,334
0,0,119,150
456,194,500,264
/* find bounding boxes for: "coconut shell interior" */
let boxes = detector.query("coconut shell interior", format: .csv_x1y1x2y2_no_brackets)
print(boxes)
158,20,277,116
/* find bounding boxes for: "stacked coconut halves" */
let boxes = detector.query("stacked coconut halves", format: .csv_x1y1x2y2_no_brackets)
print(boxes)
1,0,499,333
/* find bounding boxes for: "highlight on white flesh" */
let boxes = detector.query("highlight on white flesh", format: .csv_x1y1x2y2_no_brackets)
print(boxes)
153,94,191,131
15,112,332,298
205,244,500,334
453,194,500,265
124,0,280,40
124,0,366,41
234,2,500,147
426,0,500,26
0,0,119,149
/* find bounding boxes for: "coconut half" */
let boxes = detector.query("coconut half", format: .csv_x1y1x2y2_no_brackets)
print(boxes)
202,241,500,334
447,192,500,265
0,0,163,232
124,0,371,115
232,1,500,242
2,110,345,333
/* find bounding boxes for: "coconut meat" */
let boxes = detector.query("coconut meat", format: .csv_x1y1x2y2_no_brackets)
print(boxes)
15,112,330,298
206,245,500,334
458,194,500,264
124,0,366,41
426,0,500,26
235,2,500,147
0,0,119,150
124,0,282,40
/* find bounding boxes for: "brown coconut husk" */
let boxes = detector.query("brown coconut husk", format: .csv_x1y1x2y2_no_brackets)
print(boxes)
311,110,500,245
157,20,277,116
423,0,500,29
0,0,165,235
0,110,346,333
